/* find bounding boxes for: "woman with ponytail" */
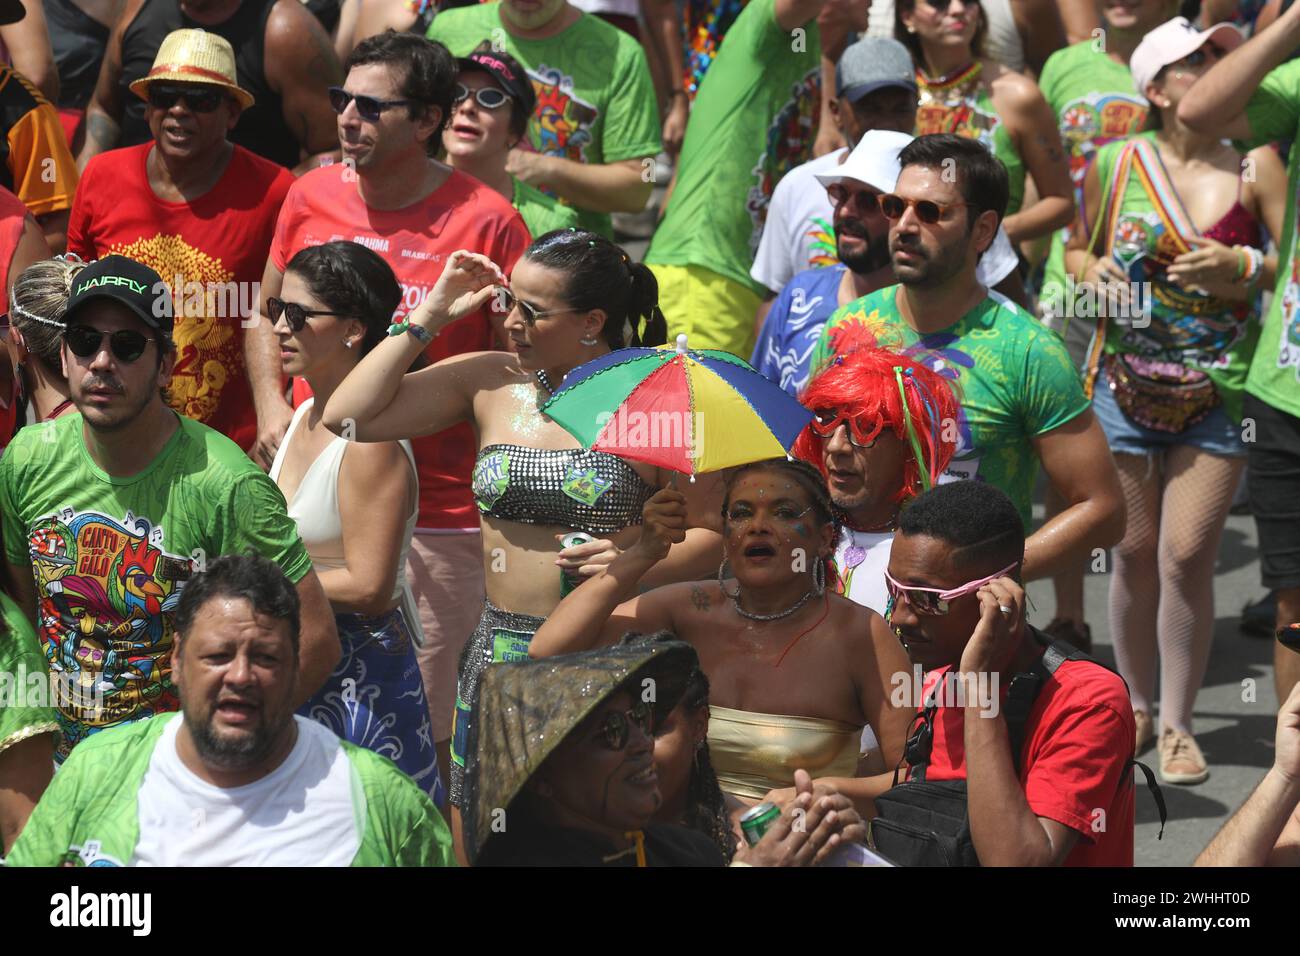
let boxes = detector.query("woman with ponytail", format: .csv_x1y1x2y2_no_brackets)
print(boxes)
324,228,723,856
6,256,85,429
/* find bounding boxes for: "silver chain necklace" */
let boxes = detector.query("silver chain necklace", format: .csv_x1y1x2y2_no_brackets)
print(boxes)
719,559,825,622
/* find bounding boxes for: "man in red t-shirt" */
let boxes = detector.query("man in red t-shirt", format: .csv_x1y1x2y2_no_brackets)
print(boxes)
67,30,293,451
259,31,531,794
885,480,1136,866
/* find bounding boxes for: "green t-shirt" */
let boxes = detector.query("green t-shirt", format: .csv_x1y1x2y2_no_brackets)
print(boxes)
4,713,454,867
1241,58,1300,418
429,4,661,239
644,0,822,292
0,413,313,761
811,286,1090,525
1037,41,1147,320
514,177,580,237
0,590,59,756
914,69,1025,217
1090,133,1259,424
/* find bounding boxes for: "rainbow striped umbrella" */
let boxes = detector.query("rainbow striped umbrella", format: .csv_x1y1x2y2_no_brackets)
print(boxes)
542,335,813,477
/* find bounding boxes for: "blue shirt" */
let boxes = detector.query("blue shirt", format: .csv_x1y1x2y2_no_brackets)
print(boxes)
751,265,845,396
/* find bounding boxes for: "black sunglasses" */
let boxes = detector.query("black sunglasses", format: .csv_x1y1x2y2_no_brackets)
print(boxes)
147,84,226,113
592,699,654,751
267,297,342,333
827,183,882,213
328,86,413,122
64,326,154,363
453,83,510,110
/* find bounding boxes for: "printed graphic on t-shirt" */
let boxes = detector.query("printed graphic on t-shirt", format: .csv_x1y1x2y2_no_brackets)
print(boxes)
28,508,192,758
1277,188,1300,380
531,63,599,164
1057,91,1147,187
109,234,243,427
747,67,820,252
915,98,1000,153
804,216,835,269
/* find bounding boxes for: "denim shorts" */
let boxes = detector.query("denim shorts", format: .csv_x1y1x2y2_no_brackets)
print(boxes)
1092,368,1246,458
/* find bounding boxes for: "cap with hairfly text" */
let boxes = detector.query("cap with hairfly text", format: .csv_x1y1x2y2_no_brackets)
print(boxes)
64,256,174,338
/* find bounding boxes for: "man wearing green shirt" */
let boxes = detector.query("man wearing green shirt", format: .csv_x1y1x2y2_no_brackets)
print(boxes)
1180,5,1300,703
645,0,845,358
0,255,339,763
5,554,452,867
428,0,661,238
812,134,1124,585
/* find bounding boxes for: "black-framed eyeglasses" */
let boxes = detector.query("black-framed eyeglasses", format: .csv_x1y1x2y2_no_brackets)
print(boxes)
495,286,577,327
879,193,971,224
453,83,510,110
267,297,342,333
64,326,154,363
147,83,226,113
827,183,882,213
327,86,414,122
592,699,654,751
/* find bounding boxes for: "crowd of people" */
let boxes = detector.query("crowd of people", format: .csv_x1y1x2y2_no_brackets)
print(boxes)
0,0,1297,869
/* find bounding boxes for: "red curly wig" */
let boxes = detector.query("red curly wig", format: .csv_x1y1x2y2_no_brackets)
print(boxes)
793,324,961,505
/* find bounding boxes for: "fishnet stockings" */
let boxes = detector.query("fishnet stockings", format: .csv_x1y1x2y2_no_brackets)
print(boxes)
1108,447,1244,734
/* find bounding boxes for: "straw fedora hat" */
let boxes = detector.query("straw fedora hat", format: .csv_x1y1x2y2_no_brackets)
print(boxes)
129,29,254,110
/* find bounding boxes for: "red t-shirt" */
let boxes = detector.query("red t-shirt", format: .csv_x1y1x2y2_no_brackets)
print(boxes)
270,164,531,530
0,186,28,447
68,143,293,451
913,658,1136,866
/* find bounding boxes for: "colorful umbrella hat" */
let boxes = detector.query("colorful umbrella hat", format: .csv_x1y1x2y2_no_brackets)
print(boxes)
542,334,813,476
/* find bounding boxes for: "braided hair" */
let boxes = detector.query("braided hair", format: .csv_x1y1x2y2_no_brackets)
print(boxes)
523,229,668,349
11,255,87,374
677,666,737,861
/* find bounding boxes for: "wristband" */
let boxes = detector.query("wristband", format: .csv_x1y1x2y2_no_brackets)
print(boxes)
387,321,434,345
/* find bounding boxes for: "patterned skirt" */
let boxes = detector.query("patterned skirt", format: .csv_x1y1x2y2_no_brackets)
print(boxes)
298,604,443,807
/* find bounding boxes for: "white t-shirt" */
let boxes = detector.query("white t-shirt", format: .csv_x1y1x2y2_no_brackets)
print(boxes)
569,0,641,17
750,149,1021,295
132,716,361,867
833,527,893,755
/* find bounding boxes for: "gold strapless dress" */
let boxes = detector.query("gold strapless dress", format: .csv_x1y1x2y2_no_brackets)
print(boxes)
708,704,862,802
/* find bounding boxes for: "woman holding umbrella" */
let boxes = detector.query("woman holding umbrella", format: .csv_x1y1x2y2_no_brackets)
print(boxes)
322,228,724,848
529,457,915,815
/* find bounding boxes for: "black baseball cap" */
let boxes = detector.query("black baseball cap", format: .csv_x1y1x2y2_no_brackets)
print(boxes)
65,256,174,338
0,0,25,27
457,46,536,119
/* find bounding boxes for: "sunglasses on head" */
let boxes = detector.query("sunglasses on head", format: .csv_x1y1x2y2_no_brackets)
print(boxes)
883,561,1019,616
496,286,575,327
828,183,882,213
592,699,654,751
267,297,342,333
879,193,971,224
147,84,226,113
453,83,510,110
327,86,414,122
811,408,881,448
64,326,154,363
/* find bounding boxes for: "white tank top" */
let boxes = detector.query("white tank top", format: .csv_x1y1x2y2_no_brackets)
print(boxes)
270,399,419,608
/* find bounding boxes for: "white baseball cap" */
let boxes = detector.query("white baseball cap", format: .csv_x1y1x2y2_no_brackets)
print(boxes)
815,128,915,194
1130,16,1243,98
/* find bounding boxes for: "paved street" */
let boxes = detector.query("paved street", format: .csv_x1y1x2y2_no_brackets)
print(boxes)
1026,505,1277,866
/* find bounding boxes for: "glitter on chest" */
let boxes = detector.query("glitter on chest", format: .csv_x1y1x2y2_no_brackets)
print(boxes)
508,383,547,438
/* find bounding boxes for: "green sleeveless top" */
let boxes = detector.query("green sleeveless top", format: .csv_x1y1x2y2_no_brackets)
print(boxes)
914,62,1024,216
1091,132,1261,424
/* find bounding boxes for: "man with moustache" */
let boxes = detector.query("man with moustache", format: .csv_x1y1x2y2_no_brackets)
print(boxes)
880,480,1137,866
6,554,452,866
812,134,1125,588
0,256,339,763
753,126,1025,396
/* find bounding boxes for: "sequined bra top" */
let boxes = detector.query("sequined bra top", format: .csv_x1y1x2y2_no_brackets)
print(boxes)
472,444,656,535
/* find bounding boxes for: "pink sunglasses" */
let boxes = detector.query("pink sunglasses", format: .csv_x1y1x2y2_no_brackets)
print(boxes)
883,561,1019,616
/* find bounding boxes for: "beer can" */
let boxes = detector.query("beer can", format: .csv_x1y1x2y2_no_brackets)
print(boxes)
739,802,781,847
559,532,595,596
